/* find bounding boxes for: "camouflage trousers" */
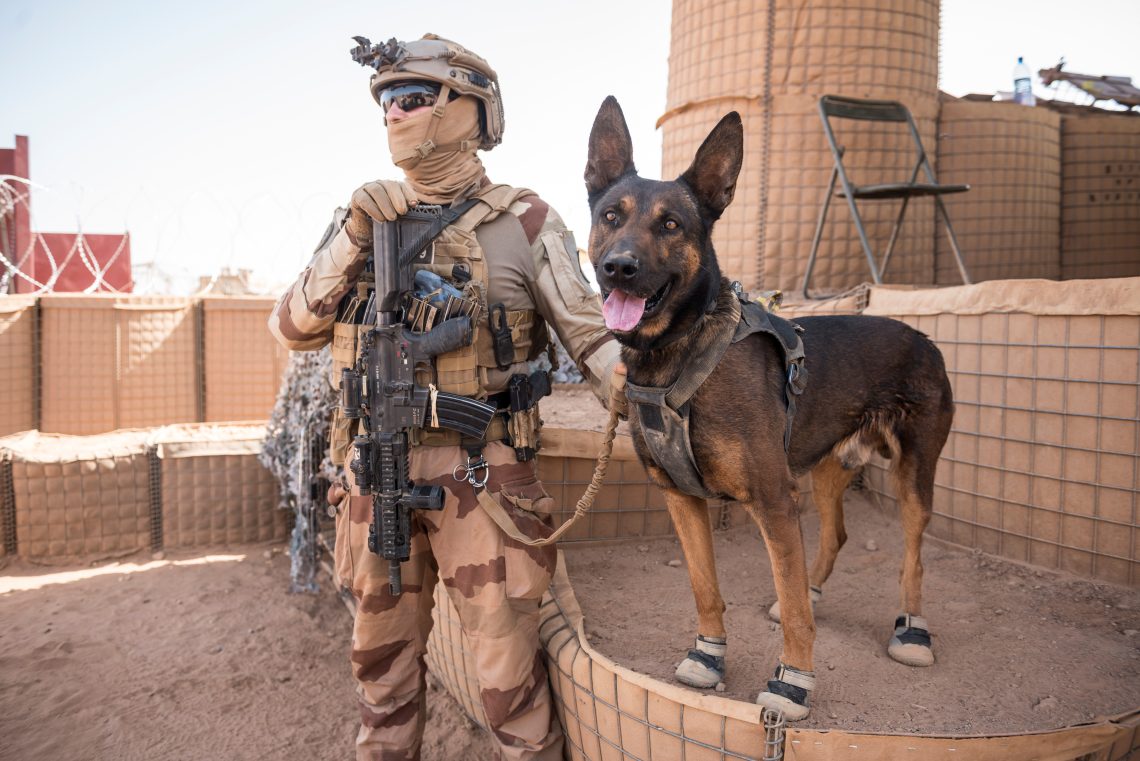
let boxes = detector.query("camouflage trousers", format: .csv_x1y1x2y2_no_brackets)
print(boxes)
334,441,564,761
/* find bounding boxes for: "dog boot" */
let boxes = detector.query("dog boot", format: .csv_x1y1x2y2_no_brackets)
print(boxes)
767,585,822,623
888,613,934,666
755,663,815,721
674,635,726,689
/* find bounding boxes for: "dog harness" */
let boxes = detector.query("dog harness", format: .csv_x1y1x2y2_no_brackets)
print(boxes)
623,286,807,500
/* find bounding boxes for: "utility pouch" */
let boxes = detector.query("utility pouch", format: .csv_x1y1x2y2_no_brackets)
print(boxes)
506,370,551,461
489,303,515,370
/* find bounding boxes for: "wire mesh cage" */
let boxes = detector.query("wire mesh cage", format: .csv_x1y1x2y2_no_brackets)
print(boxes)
660,0,941,295
935,100,1063,284
864,281,1140,586
1060,114,1140,280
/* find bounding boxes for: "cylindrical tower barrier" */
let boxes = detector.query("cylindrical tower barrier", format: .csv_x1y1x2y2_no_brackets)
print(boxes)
935,100,1062,284
660,0,941,295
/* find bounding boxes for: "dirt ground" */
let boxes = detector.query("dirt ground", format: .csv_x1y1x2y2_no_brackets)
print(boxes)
0,547,495,761
564,490,1140,735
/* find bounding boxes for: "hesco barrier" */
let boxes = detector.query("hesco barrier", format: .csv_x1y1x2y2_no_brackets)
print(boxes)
425,555,1140,761
863,278,1140,586
0,295,37,436
0,293,288,437
0,424,288,559
201,296,290,423
1060,114,1140,280
935,100,1062,284
660,0,940,295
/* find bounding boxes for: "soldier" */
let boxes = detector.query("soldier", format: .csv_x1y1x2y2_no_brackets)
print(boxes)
268,34,623,761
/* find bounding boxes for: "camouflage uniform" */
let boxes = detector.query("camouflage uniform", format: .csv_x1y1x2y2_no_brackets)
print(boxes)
270,186,620,760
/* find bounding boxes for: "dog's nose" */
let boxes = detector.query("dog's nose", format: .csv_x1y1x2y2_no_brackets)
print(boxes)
601,252,639,283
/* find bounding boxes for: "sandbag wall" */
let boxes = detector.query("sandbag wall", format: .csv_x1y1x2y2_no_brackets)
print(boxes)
934,101,1063,283
0,293,289,437
861,278,1140,587
1060,114,1140,280
660,0,941,295
0,424,288,560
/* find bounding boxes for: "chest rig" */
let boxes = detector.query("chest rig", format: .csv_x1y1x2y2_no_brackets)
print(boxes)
405,184,544,399
328,184,545,464
623,290,808,500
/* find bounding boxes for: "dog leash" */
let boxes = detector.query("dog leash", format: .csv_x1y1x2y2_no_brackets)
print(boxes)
472,366,626,547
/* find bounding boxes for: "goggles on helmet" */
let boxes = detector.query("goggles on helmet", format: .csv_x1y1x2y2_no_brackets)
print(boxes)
378,82,457,114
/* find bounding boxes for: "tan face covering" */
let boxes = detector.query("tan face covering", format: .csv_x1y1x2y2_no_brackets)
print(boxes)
387,95,487,203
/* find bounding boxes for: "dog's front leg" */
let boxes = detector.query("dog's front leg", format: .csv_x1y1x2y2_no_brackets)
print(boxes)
660,485,728,690
751,496,817,720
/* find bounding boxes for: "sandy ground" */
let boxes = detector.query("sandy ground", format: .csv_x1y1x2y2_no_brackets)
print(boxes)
565,490,1140,735
0,546,495,761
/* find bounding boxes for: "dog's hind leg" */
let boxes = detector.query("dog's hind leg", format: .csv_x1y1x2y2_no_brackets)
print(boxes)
662,487,730,689
768,455,852,622
886,442,939,667
749,489,817,720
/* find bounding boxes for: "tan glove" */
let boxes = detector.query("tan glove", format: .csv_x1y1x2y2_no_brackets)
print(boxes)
610,361,629,420
344,180,419,246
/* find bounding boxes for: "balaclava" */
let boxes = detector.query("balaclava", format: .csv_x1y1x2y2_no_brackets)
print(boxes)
386,95,487,204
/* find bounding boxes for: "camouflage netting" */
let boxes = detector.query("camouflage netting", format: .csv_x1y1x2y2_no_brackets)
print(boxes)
259,347,338,593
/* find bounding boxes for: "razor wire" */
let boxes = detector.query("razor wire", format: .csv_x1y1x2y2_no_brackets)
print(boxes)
1,173,345,298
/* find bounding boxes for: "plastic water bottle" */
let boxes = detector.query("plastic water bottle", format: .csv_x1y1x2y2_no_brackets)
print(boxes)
1013,57,1036,106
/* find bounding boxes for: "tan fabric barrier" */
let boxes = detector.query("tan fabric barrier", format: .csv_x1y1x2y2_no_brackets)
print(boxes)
201,297,289,423
935,101,1062,283
427,553,1138,759
154,423,289,547
39,294,199,434
864,278,1140,586
0,424,290,558
0,296,37,436
1060,114,1140,280
1,429,154,559
661,0,940,295
10,294,290,435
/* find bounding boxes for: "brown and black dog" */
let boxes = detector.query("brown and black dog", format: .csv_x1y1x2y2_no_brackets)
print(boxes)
584,96,954,719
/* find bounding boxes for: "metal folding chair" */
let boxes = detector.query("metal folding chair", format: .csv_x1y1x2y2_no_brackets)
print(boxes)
802,94,972,299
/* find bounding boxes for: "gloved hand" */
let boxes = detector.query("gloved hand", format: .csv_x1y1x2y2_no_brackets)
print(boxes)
610,361,629,420
345,180,419,246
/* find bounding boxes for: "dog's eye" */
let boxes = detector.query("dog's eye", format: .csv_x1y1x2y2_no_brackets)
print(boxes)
604,210,618,223
663,219,679,231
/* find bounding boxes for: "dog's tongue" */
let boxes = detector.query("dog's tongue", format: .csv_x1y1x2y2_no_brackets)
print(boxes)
603,290,646,332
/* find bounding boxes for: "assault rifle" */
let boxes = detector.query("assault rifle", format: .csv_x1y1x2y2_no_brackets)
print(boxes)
340,205,497,596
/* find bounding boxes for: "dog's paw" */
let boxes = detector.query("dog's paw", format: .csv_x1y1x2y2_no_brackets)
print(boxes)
674,635,726,689
887,613,934,667
755,663,815,721
767,585,822,623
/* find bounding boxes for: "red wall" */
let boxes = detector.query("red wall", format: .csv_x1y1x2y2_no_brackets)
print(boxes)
34,232,133,292
2,135,132,293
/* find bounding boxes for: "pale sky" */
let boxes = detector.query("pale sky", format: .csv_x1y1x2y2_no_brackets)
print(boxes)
2,0,1137,294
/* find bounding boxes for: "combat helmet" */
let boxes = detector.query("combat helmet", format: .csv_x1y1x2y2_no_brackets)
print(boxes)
351,33,504,152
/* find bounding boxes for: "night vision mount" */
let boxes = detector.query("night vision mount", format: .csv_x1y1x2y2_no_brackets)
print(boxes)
350,36,404,70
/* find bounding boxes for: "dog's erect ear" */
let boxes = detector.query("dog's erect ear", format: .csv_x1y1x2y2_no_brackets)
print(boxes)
679,112,744,220
585,96,637,202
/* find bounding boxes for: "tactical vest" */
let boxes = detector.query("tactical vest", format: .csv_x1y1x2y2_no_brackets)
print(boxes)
328,184,544,463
